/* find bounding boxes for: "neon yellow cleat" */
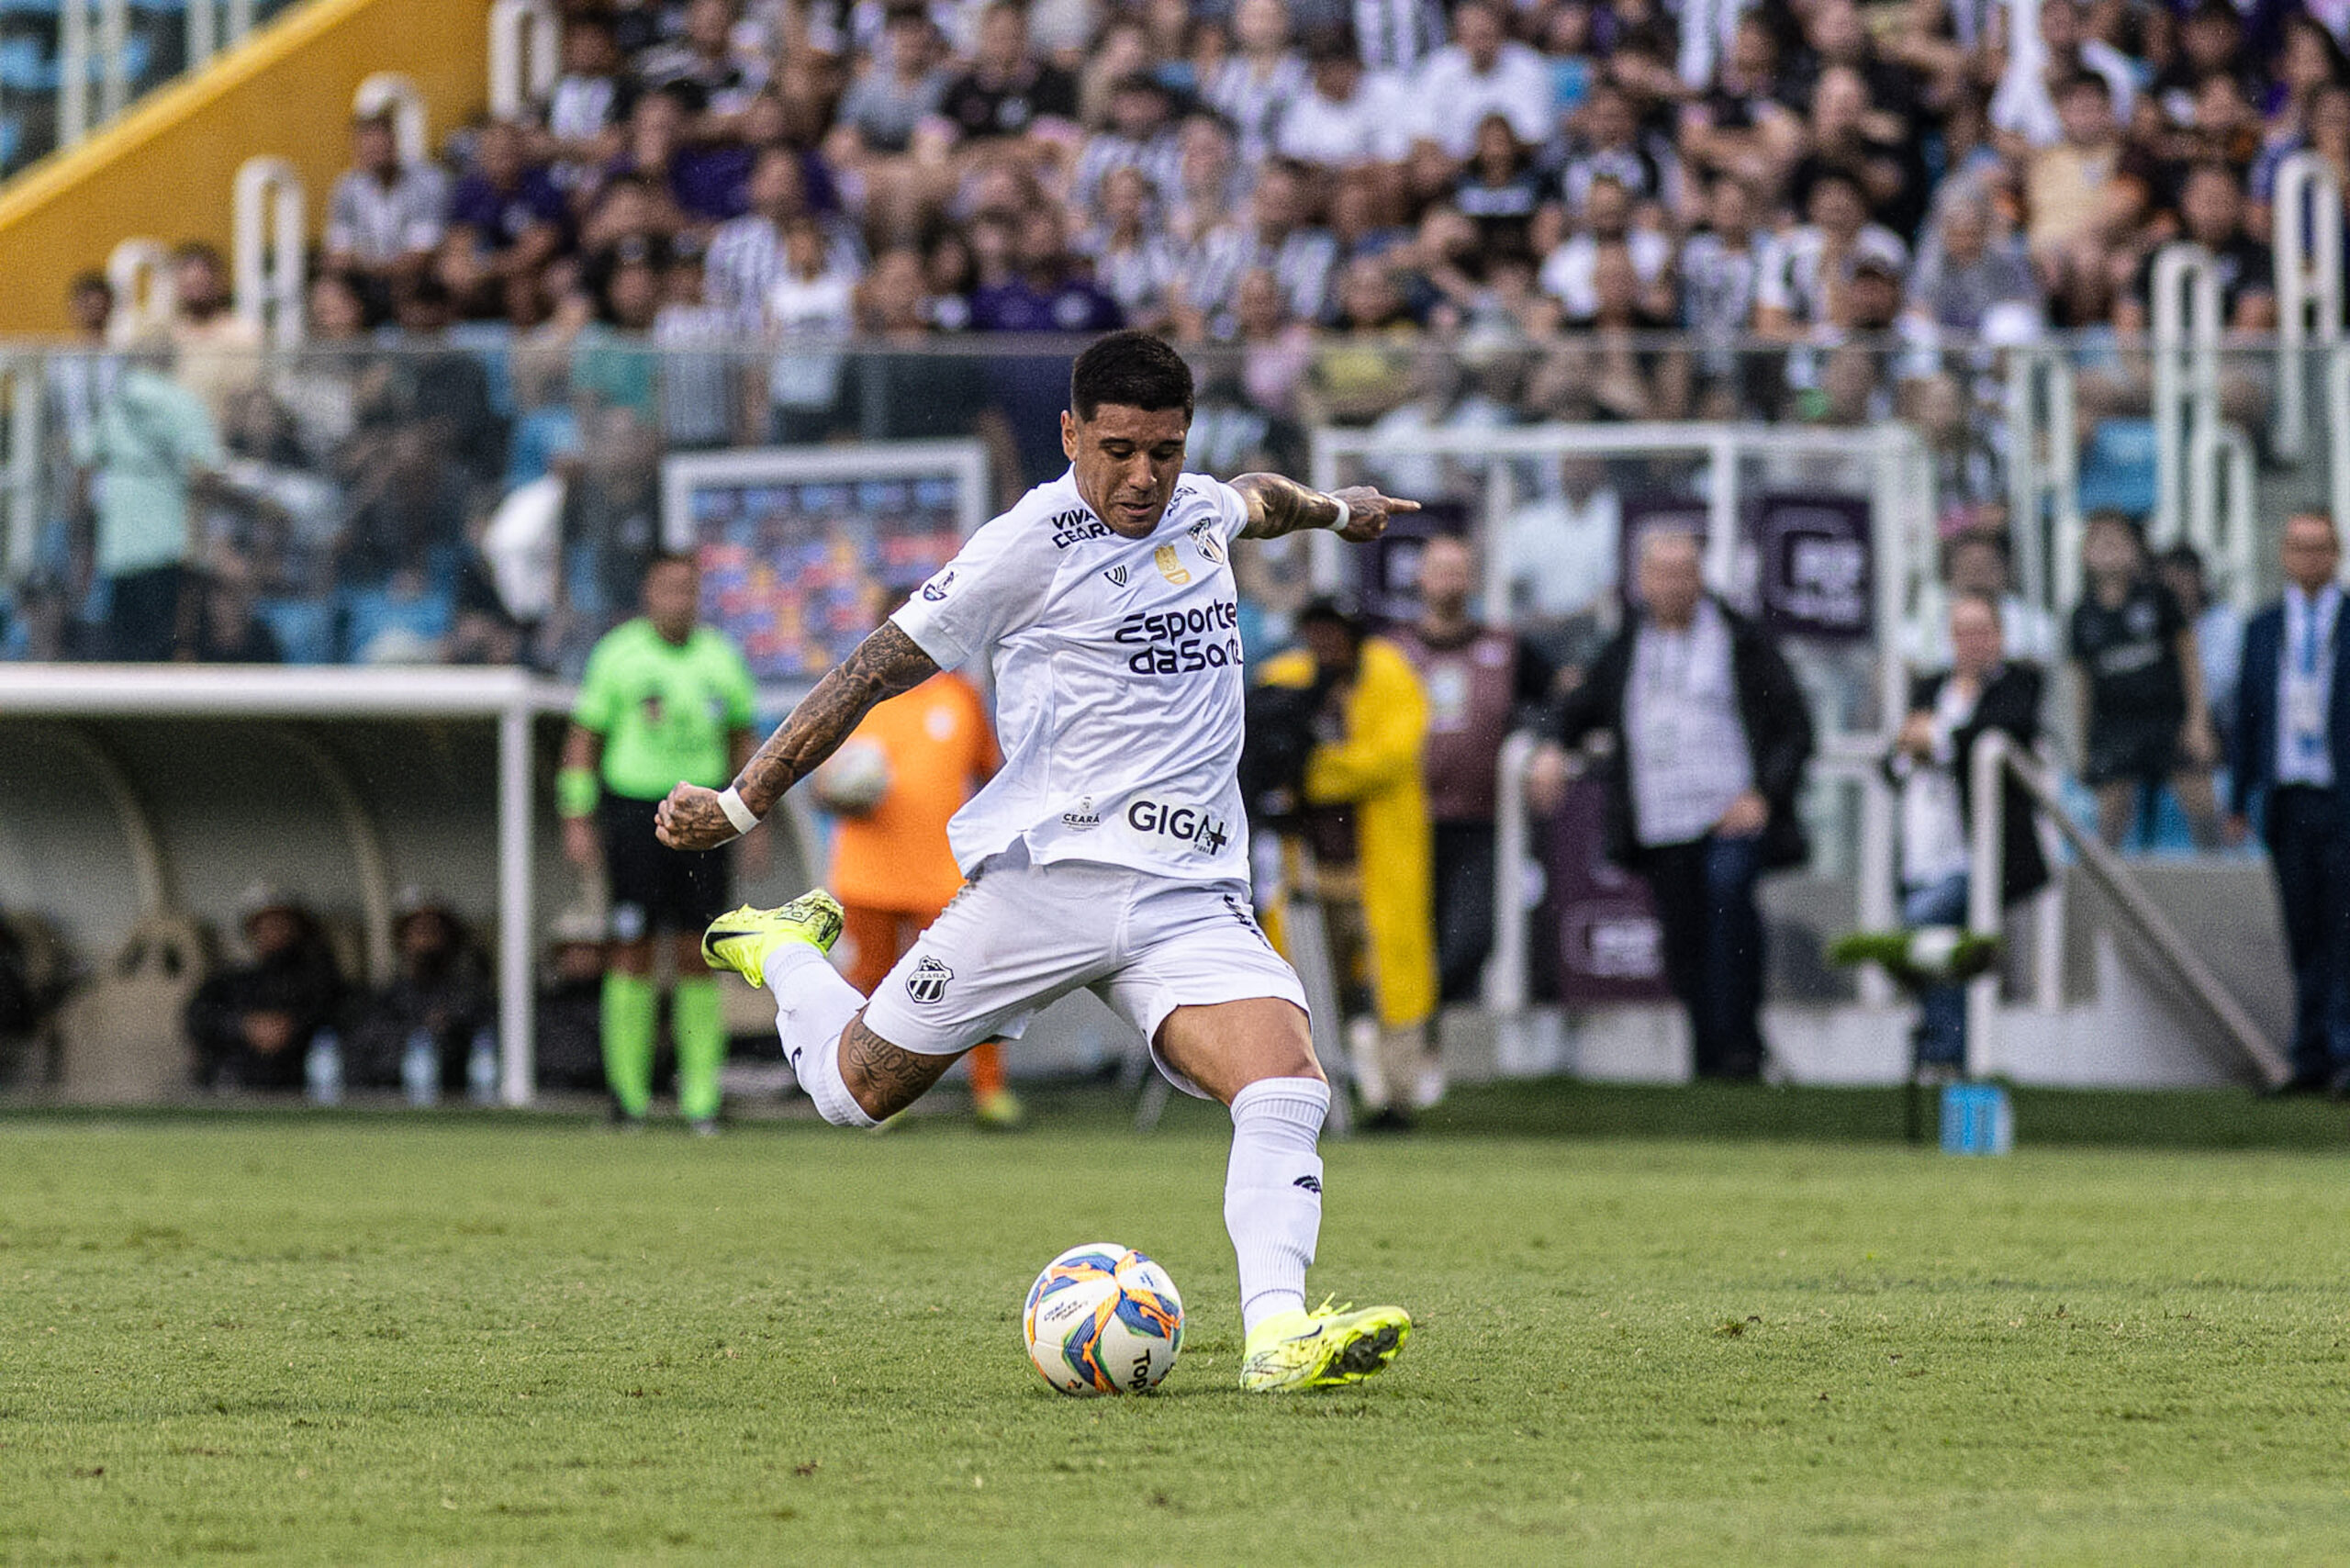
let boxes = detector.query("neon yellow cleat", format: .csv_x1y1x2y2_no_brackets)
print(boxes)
1238,1297,1412,1393
700,892,845,989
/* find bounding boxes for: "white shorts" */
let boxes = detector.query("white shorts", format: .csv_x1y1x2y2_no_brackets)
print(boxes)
857,850,1309,1099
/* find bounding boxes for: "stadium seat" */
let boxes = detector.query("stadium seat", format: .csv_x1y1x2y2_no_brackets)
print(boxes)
0,36,52,90
2076,419,2158,518
255,596,336,665
341,583,453,664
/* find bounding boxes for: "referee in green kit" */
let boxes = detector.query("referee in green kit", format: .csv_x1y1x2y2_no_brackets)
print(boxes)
559,552,763,1131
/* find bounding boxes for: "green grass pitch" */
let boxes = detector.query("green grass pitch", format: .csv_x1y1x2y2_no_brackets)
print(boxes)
5,1084,2350,1565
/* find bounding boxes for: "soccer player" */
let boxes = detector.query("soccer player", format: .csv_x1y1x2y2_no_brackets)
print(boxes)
561,552,761,1133
657,331,1419,1391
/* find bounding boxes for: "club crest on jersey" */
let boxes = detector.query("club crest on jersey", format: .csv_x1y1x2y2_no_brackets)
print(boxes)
921,571,955,602
1154,545,1191,585
905,956,953,1004
1103,566,1128,588
1188,521,1226,566
1060,796,1102,831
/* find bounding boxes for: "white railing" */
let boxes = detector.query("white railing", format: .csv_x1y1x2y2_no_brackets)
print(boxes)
352,73,429,167
2273,151,2345,465
1964,729,2284,1086
233,156,307,351
58,0,266,151
1308,420,1930,724
489,0,563,120
0,355,41,585
103,237,174,343
2004,350,2077,614
2332,347,2350,537
2149,242,2221,553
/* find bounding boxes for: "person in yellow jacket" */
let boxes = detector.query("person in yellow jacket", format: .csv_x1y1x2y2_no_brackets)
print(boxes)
1257,597,1438,1129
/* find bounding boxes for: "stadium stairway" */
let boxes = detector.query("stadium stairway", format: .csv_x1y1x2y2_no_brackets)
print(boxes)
0,0,491,334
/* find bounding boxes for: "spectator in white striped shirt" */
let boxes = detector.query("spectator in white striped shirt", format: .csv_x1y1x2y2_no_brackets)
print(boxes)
1184,159,1337,334
702,147,861,327
323,111,450,301
1166,114,1254,250
1350,0,1444,74
1077,166,1185,331
1205,0,1311,162
1069,74,1185,211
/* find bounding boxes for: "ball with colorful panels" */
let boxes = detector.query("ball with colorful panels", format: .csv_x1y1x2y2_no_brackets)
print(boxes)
1022,1243,1184,1396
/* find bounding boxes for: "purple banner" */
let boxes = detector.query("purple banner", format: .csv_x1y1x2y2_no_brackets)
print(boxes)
1356,499,1471,625
1541,777,1672,1004
1751,491,1874,642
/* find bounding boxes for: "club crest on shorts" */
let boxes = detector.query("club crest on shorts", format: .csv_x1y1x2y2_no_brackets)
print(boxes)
1154,545,1191,585
1188,521,1226,566
905,956,954,1004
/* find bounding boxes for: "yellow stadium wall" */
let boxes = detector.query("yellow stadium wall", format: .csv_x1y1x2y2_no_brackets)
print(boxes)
0,0,493,336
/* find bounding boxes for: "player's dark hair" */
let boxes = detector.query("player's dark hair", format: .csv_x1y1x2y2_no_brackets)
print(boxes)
647,550,699,576
1069,330,1194,422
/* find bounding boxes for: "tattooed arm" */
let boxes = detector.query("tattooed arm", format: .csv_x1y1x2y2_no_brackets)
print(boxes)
1229,476,1420,543
655,622,940,849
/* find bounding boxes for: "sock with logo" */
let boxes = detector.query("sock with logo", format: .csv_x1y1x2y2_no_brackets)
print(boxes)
762,939,875,1129
671,976,726,1123
1225,1076,1329,1338
599,972,656,1119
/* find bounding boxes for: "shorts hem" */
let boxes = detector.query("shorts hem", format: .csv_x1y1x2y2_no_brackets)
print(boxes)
1141,973,1312,1101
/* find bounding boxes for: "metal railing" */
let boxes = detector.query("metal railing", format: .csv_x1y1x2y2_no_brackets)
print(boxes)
1964,729,2286,1087
487,0,559,122
33,0,296,170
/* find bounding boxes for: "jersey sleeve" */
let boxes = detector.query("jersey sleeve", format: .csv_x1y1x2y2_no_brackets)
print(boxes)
573,641,619,733
1207,477,1251,548
889,514,1053,673
719,640,758,729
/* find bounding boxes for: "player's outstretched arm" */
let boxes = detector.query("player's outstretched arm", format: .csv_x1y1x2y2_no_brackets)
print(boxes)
1230,475,1419,543
655,622,940,849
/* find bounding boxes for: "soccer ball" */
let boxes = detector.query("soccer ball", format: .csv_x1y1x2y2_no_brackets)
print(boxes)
1022,1243,1184,1396
811,740,892,816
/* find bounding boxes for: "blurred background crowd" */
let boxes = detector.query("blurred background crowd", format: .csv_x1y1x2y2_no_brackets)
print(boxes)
3,0,2340,673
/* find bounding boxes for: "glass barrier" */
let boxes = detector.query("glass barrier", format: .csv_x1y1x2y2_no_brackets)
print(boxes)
0,332,2333,717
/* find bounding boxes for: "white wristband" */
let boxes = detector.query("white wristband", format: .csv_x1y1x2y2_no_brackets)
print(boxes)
716,786,760,838
1326,494,1351,533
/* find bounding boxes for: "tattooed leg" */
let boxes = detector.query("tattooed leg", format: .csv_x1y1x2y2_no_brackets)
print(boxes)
837,1018,963,1120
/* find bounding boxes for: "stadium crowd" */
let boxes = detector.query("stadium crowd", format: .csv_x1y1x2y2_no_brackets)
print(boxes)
1,0,2340,671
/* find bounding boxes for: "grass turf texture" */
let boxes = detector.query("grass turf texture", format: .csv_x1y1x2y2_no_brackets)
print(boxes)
5,1084,2349,1564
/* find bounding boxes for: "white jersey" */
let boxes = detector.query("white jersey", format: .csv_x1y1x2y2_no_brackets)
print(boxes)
890,470,1252,885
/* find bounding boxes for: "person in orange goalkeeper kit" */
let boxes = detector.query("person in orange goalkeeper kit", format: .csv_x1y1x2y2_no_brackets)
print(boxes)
817,664,1016,1125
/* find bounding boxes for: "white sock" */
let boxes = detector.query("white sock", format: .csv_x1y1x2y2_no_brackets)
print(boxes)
1225,1076,1328,1338
763,941,875,1129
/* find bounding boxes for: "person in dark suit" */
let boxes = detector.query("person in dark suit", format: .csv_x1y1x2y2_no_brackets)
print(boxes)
1885,593,2050,1071
2227,511,2350,1094
1534,531,1814,1081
